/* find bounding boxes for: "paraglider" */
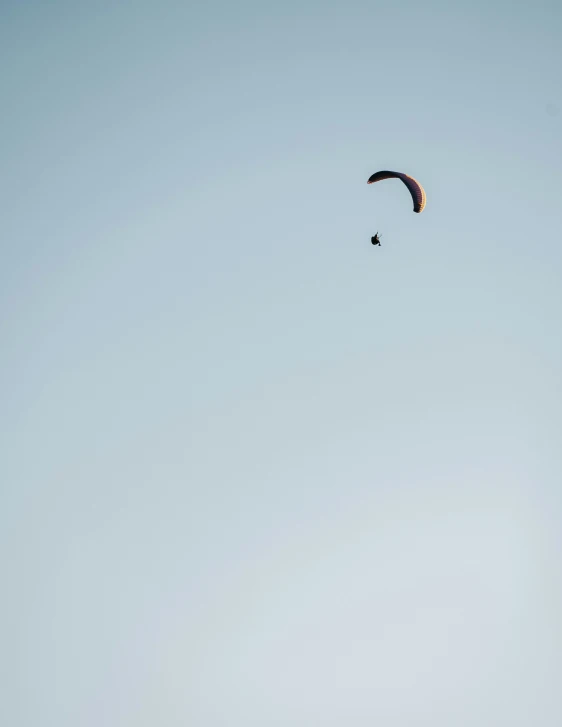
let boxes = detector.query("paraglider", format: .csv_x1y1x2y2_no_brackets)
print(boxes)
367,170,426,246
367,170,426,213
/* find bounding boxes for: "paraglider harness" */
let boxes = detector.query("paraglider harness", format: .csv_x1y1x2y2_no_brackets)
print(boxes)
371,232,382,246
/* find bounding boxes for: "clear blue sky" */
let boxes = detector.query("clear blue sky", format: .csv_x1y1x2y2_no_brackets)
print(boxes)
2,1,562,725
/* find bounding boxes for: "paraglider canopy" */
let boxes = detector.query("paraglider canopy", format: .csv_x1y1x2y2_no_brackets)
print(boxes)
367,170,426,213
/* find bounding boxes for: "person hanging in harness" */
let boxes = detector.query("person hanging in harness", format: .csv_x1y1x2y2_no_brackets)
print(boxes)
371,232,382,246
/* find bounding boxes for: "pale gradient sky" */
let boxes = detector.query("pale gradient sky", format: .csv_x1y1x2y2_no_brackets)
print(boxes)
2,1,562,725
